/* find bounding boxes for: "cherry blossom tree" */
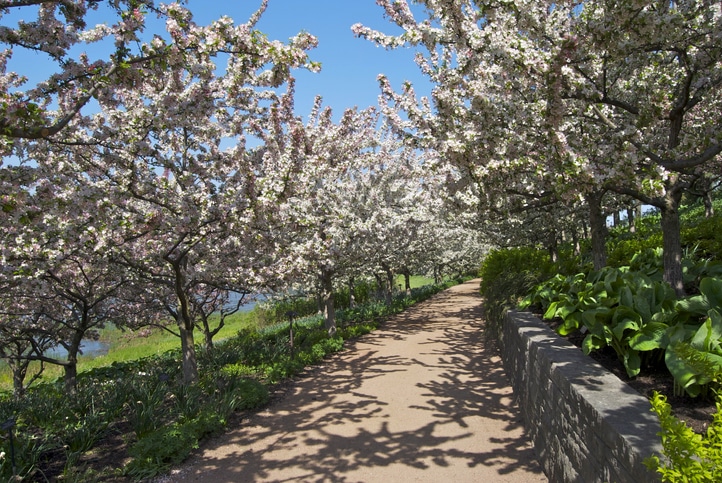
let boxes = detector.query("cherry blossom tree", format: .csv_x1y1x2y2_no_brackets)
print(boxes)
1,2,319,385
355,1,722,294
0,0,181,148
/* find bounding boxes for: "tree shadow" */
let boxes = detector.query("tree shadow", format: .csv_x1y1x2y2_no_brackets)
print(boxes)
176,280,546,482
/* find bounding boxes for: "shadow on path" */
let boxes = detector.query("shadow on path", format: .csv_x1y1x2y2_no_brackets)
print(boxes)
173,280,547,483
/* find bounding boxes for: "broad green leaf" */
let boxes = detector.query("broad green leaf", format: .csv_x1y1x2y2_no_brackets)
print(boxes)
582,333,606,354
543,301,559,320
581,306,613,329
690,310,722,353
664,323,696,346
558,312,582,336
629,322,669,351
665,344,700,397
623,350,641,378
700,277,722,311
556,302,579,321
612,305,642,326
612,319,640,342
675,295,708,318
620,285,634,309
633,289,653,323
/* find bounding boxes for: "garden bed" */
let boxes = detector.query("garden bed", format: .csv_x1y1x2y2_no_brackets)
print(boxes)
501,310,664,483
558,325,717,435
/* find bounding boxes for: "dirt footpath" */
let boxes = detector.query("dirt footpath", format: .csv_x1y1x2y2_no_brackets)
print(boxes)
169,279,547,482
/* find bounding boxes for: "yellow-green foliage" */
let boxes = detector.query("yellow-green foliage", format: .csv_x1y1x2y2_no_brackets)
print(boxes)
682,215,722,260
644,392,722,483
645,391,722,482
479,247,581,339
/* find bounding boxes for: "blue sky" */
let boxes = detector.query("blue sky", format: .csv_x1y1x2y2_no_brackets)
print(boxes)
187,0,431,119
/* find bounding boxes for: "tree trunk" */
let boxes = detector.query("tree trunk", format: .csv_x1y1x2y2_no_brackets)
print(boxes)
547,229,559,264
374,273,384,300
172,257,199,384
573,230,581,256
63,329,85,393
321,269,336,337
627,205,636,233
64,357,78,393
660,188,685,296
383,264,394,306
202,319,214,353
348,277,355,309
704,192,714,218
10,360,28,398
587,190,608,270
404,271,411,295
178,320,199,384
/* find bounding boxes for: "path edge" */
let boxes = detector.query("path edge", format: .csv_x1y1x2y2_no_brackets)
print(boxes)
500,309,663,483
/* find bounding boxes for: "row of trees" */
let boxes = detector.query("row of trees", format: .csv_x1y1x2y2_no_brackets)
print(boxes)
0,1,485,395
8,0,716,397
354,0,722,293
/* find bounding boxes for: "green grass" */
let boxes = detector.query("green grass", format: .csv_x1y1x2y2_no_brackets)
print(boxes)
397,275,435,288
0,310,258,392
0,277,437,392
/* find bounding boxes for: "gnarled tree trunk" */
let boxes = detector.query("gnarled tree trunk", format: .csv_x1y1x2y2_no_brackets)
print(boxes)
587,190,608,271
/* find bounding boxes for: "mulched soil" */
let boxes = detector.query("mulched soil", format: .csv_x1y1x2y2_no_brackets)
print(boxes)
545,318,717,435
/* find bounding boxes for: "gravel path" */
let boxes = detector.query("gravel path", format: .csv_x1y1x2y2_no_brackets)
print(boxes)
169,279,547,482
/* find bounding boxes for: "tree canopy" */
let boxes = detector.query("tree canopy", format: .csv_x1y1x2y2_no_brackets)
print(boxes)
1,0,720,392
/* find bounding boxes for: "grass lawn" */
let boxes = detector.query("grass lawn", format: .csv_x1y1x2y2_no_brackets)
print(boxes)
0,310,258,392
0,276,437,392
397,275,435,288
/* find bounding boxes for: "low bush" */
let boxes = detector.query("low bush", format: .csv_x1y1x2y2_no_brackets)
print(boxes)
479,246,582,340
645,391,722,482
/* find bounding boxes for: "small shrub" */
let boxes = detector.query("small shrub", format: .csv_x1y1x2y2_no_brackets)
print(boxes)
645,391,722,482
682,215,722,260
220,362,257,379
607,235,664,268
125,411,225,480
479,247,566,340
229,378,269,410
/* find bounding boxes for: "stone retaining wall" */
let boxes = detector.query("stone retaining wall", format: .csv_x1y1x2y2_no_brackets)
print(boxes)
500,310,663,483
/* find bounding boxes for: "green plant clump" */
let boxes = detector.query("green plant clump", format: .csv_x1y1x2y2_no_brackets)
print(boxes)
645,391,722,482
479,246,583,339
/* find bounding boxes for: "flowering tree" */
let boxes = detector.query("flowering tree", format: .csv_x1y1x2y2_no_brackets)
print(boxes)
0,0,178,148
257,96,381,336
560,1,722,293
355,1,722,293
352,1,584,260
93,10,317,383
0,307,54,397
1,2,319,385
0,154,143,392
347,137,446,302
